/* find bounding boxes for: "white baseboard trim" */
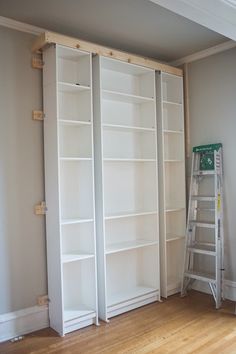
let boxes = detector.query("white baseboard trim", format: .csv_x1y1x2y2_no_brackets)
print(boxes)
0,280,235,343
0,305,49,343
192,279,236,302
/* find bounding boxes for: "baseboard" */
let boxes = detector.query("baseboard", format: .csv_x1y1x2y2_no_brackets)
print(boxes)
0,280,235,343
192,279,236,301
0,305,49,343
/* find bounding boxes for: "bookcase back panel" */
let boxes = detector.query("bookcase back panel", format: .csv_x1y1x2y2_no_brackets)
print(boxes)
103,162,157,215
167,239,184,288
60,161,93,219
162,74,182,104
58,90,92,122
106,246,159,303
164,162,185,209
61,223,95,254
166,209,186,240
163,103,183,132
164,133,184,161
102,100,156,129
63,259,96,309
59,124,92,158
103,129,156,159
101,57,155,98
105,214,158,246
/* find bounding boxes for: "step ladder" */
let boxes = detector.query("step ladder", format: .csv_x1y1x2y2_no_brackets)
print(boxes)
181,143,224,309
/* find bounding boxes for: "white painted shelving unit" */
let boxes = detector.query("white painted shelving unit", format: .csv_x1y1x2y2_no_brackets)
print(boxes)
43,44,98,335
93,56,160,321
156,72,186,298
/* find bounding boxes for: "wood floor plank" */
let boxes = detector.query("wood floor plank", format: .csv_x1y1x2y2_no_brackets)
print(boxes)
0,291,235,354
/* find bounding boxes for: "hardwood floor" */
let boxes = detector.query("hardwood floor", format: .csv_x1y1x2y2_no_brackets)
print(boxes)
1,291,236,354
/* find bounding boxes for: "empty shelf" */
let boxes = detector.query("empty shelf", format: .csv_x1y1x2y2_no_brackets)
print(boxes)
64,306,95,322
61,218,93,225
166,234,185,242
103,158,156,162
165,207,185,212
105,210,157,220
106,240,158,255
59,119,91,126
163,130,184,134
163,100,182,106
107,286,157,307
60,157,92,161
102,89,154,104
62,253,94,263
58,82,90,93
102,123,156,132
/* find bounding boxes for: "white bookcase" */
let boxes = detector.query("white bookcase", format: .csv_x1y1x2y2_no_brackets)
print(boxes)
93,56,160,321
156,72,186,298
43,44,98,335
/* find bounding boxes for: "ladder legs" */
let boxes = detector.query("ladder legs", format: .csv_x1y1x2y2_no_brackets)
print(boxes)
181,145,224,309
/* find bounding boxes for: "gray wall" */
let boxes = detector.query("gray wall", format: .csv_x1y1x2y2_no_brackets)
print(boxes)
188,47,236,282
0,25,235,317
0,26,46,313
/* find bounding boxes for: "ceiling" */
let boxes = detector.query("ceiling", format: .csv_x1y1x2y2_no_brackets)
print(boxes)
151,0,236,41
0,0,227,62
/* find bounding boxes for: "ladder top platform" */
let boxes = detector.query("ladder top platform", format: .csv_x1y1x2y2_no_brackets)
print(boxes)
193,143,222,153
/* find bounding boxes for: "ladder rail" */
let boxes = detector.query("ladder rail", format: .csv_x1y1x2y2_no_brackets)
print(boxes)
181,152,195,296
181,144,224,309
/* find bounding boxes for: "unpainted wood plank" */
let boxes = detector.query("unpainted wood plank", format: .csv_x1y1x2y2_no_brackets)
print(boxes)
31,31,183,77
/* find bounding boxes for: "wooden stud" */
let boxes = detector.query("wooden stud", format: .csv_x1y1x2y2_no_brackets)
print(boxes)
35,201,47,215
32,110,44,121
31,31,183,76
32,55,44,69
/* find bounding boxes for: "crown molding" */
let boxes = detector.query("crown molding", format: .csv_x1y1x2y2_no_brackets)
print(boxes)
0,16,44,35
170,39,236,66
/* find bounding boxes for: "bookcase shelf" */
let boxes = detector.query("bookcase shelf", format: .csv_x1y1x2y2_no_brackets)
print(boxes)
102,123,155,132
106,246,159,313
43,44,98,335
156,71,186,298
93,55,160,321
58,82,90,93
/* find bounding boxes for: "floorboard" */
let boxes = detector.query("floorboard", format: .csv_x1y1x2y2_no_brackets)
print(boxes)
0,291,235,354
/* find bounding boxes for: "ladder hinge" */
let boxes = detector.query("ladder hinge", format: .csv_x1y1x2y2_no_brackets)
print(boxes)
35,201,47,215
32,110,45,121
32,55,44,69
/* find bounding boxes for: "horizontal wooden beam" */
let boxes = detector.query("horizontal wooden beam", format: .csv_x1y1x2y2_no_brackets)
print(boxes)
32,31,182,76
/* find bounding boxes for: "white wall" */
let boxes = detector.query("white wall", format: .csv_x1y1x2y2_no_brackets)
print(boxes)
0,26,47,314
187,47,236,284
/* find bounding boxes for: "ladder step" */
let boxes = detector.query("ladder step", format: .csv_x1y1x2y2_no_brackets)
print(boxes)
188,243,216,256
192,195,215,202
184,270,216,283
189,220,215,229
193,170,216,176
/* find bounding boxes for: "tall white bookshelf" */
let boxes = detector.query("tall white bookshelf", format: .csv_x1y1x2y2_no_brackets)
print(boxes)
93,55,160,321
156,72,186,298
43,44,98,335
